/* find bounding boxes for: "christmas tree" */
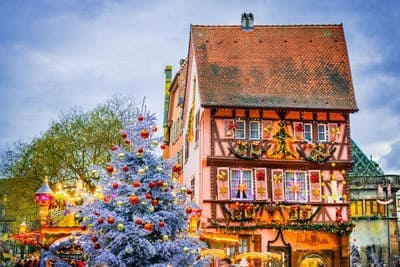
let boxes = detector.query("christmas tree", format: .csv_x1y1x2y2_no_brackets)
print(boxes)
76,107,207,267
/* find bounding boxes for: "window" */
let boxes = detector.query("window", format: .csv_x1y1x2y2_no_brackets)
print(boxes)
234,120,246,139
238,236,250,254
249,121,260,140
318,124,329,142
230,169,253,200
284,171,307,202
304,123,313,142
350,200,363,216
365,199,384,216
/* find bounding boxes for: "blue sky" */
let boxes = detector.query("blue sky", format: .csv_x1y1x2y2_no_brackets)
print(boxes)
0,0,399,173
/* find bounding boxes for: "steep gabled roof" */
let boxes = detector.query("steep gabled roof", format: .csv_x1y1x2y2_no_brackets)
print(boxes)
190,24,358,112
350,139,383,176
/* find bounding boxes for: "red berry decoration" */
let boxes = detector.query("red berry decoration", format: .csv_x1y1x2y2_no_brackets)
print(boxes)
156,179,164,187
152,125,157,132
111,145,118,151
145,193,152,199
135,218,143,225
149,181,156,189
140,129,150,139
122,166,129,172
98,218,104,224
159,221,165,227
137,115,144,122
121,131,128,139
186,207,192,214
91,236,98,242
132,181,141,188
129,195,139,205
93,211,100,216
106,165,114,173
112,182,119,189
94,243,100,249
107,216,115,224
152,199,158,206
144,222,153,231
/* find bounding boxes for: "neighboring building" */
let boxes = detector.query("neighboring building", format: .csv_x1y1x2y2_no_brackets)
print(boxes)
163,14,358,266
349,139,400,266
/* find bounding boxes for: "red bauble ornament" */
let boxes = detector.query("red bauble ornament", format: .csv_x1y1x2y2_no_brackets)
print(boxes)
156,179,164,187
137,115,144,122
98,218,104,224
121,131,128,139
144,222,153,231
135,218,143,225
159,221,165,227
94,243,100,249
91,236,98,242
81,225,87,231
107,216,115,224
152,125,157,132
186,188,193,195
124,139,131,145
129,195,139,205
132,180,141,187
145,193,152,199
152,199,158,206
93,211,100,216
186,207,193,214
149,181,156,189
111,145,118,151
160,144,166,150
137,147,144,153
103,196,110,203
106,165,114,173
112,182,119,189
140,129,150,139
122,166,129,172
199,235,205,241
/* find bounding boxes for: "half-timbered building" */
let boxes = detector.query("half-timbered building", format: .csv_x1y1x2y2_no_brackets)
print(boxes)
163,13,358,266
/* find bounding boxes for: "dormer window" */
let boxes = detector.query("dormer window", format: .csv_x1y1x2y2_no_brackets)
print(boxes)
241,12,254,31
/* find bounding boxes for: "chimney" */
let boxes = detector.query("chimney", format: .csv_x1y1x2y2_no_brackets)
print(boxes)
241,12,254,31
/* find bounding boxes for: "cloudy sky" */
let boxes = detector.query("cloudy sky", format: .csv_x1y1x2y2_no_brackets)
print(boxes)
0,0,399,174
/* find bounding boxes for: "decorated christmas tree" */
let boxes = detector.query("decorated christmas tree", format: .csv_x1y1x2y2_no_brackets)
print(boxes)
75,107,207,266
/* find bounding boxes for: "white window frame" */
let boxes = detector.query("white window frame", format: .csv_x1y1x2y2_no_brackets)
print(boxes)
234,120,246,139
230,168,253,200
317,123,329,142
284,170,308,203
249,120,260,140
304,123,313,142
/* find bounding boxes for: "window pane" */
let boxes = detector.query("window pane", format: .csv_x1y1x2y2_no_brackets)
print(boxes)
250,121,260,139
304,124,312,142
235,121,245,139
230,170,241,199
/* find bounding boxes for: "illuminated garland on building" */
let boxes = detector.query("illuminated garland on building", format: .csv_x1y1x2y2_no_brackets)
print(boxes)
210,220,355,235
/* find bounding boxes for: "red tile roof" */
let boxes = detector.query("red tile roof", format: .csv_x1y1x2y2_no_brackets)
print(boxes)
190,24,358,112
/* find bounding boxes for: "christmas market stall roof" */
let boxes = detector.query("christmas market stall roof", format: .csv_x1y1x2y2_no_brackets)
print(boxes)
189,24,358,112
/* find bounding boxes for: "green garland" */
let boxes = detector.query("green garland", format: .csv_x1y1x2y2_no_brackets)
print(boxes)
210,220,355,235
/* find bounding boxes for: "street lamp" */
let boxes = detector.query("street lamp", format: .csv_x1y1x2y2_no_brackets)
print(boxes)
34,177,54,226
